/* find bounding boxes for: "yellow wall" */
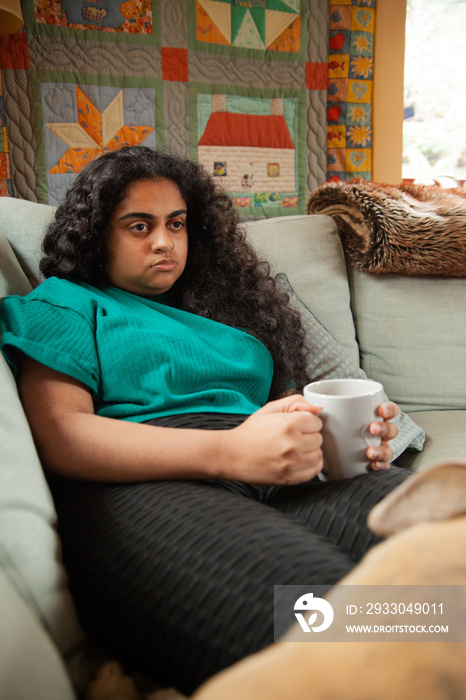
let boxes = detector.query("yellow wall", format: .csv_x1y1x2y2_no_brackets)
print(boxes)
373,0,407,183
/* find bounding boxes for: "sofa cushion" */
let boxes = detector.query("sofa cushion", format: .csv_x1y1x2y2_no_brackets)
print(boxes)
244,214,360,366
0,567,76,700
395,411,466,471
0,198,55,287
349,270,466,413
275,274,425,462
0,352,88,690
0,233,33,298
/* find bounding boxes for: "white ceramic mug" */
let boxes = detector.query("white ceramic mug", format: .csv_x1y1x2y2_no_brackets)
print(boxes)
304,378,384,481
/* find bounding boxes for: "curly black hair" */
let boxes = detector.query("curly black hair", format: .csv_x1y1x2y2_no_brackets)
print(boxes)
40,146,310,399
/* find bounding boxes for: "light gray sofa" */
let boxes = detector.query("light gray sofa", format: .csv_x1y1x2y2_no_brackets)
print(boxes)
0,197,465,699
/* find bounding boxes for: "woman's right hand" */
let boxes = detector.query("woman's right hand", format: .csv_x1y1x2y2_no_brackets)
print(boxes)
219,395,324,485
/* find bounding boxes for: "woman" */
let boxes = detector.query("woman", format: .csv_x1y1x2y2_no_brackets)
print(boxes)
0,147,407,693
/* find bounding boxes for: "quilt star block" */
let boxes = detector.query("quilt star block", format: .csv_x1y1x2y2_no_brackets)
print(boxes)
34,75,161,205
46,87,154,174
193,0,302,55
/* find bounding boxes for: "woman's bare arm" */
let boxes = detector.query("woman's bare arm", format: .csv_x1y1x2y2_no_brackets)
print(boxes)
17,356,324,484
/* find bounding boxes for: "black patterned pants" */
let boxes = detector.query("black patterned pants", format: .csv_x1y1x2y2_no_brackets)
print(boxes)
48,413,412,694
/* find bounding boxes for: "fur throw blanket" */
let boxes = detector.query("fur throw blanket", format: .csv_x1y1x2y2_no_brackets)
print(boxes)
307,179,466,276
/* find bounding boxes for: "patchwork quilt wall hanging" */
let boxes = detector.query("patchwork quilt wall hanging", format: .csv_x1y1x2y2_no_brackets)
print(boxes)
0,0,375,218
0,70,13,197
328,0,374,181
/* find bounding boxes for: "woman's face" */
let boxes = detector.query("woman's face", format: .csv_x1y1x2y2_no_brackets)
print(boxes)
105,178,188,297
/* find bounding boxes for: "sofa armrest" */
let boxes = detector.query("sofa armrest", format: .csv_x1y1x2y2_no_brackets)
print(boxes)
0,567,77,700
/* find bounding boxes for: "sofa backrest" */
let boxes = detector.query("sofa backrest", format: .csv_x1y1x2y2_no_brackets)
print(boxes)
243,215,360,365
349,268,466,413
0,197,54,288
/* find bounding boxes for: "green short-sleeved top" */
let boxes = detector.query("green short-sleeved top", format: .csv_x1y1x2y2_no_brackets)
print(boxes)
0,277,274,422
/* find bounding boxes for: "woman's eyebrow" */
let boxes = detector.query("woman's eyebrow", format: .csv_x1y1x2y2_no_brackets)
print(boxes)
117,211,156,222
117,209,187,222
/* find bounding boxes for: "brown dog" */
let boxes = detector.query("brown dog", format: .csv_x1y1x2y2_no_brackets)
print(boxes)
192,463,466,700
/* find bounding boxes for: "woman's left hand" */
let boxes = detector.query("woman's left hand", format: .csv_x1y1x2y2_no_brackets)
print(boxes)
366,402,399,471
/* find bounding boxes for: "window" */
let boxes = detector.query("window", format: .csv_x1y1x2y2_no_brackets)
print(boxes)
403,0,466,183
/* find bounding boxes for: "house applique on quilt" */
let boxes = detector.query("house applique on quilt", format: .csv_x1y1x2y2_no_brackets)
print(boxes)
198,95,296,205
